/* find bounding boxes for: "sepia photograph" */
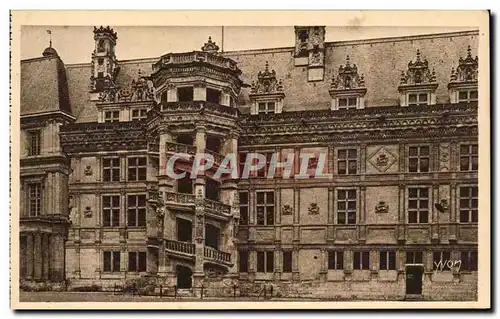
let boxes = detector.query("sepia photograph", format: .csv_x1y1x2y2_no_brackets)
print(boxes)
10,10,490,310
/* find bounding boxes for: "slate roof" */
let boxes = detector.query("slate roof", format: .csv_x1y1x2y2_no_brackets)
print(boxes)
21,54,72,116
22,29,479,122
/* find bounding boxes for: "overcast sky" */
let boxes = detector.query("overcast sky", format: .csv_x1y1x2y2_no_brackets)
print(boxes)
21,26,477,64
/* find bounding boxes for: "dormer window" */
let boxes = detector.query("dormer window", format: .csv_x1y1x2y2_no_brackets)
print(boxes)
398,49,438,107
249,61,285,115
448,45,478,104
329,55,366,110
104,110,120,123
178,87,193,102
131,109,147,121
258,102,276,115
408,93,429,106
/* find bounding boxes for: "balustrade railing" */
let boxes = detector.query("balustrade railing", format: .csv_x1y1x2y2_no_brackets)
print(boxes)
204,198,231,215
204,246,231,263
165,141,197,155
165,240,195,255
164,192,196,205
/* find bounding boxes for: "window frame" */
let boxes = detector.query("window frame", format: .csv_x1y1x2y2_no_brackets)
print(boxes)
256,251,274,274
256,190,275,226
282,251,293,273
337,148,358,175
407,145,430,173
127,194,147,227
239,191,249,225
460,251,478,271
459,144,478,171
337,96,358,110
458,89,478,103
238,250,249,273
131,108,148,121
104,110,120,123
127,157,147,181
336,188,357,225
27,182,42,217
405,251,424,264
379,251,396,270
177,86,194,102
103,157,121,182
103,251,121,272
433,250,452,271
257,101,277,115
128,251,147,272
327,251,344,270
27,130,41,156
102,194,120,227
407,187,430,224
353,251,370,270
459,185,478,223
407,92,429,106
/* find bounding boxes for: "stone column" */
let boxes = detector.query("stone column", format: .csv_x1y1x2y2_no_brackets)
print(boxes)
42,233,50,280
193,123,206,286
33,233,43,280
158,127,175,192
292,246,300,281
193,84,207,101
25,233,34,279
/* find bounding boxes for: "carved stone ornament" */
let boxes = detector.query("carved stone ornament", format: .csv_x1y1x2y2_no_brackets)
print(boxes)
201,36,220,54
250,61,284,95
399,49,437,86
375,201,389,214
282,204,292,215
330,55,366,91
84,206,93,218
196,213,204,239
98,69,154,103
450,45,478,84
435,199,449,213
308,202,320,215
368,146,397,173
84,165,93,176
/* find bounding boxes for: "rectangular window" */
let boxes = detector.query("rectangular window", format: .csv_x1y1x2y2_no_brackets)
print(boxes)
337,189,357,225
433,251,452,271
408,187,429,224
103,251,120,272
103,158,120,182
460,144,478,171
406,251,423,264
128,157,147,181
328,251,344,270
337,97,358,110
127,194,146,227
239,192,248,225
104,110,120,123
458,90,478,103
27,183,42,217
103,195,120,227
27,131,41,156
258,102,276,115
256,251,274,273
460,251,478,271
178,87,193,102
380,251,396,270
128,252,147,272
338,149,357,175
282,251,293,273
206,88,222,104
459,186,478,223
353,251,370,270
131,109,147,121
408,93,428,106
239,250,248,273
408,146,430,172
256,191,274,226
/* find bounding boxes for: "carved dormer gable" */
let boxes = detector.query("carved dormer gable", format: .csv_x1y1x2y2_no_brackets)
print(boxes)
249,61,285,115
329,55,367,110
448,45,478,104
98,69,154,104
398,49,438,107
201,36,220,54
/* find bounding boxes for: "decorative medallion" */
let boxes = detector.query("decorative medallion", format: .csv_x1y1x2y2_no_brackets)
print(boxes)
84,165,93,176
375,201,389,214
308,202,320,215
282,204,292,215
368,146,397,172
84,206,93,218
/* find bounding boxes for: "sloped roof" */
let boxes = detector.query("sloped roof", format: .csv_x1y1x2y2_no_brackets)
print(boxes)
21,55,72,116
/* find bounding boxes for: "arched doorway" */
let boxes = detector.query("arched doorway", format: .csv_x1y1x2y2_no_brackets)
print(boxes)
176,265,193,289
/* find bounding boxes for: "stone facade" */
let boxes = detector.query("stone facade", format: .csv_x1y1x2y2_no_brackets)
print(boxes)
19,26,478,300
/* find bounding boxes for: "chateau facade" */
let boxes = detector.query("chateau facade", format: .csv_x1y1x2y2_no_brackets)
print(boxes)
19,26,479,300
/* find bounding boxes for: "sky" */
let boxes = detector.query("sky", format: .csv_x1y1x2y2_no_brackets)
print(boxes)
21,25,477,64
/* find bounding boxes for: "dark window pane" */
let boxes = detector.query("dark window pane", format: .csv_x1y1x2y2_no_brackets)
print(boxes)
409,188,418,198
409,147,418,157
239,192,248,204
388,252,396,270
380,251,387,270
408,211,418,223
362,252,370,270
347,212,356,224
257,193,265,204
338,150,347,159
113,252,120,272
338,191,346,200
283,251,292,273
353,252,360,270
266,251,274,273
239,251,248,273
415,252,423,264
337,252,344,270
337,212,346,224
128,252,137,271
257,252,265,272
338,161,346,174
419,211,428,223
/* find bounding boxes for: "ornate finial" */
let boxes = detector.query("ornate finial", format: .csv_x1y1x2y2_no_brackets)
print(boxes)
264,61,269,73
345,55,350,66
416,49,421,62
201,36,219,54
330,55,365,90
450,45,478,83
250,61,284,95
467,45,472,58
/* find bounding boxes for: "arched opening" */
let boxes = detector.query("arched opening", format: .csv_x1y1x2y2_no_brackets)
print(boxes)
176,265,193,289
205,179,220,201
205,223,220,250
177,172,193,194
